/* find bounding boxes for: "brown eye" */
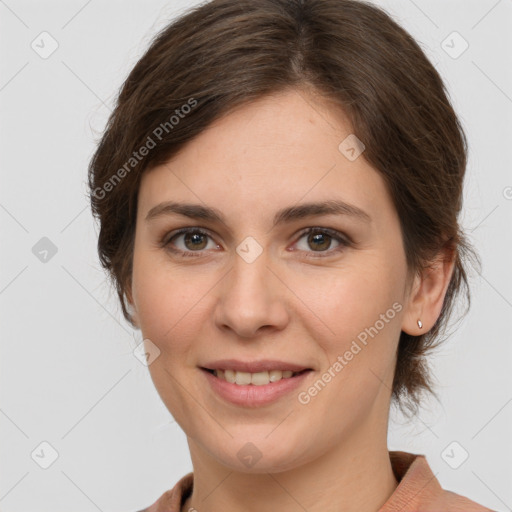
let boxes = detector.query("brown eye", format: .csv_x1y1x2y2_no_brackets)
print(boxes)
306,231,331,251
163,228,218,257
294,227,350,258
182,231,208,250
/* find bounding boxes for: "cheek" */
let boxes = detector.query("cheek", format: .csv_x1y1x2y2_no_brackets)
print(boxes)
131,260,208,414
290,258,403,393
132,252,186,340
295,259,401,335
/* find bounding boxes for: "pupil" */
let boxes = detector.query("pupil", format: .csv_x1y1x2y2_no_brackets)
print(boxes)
309,232,330,251
185,232,207,250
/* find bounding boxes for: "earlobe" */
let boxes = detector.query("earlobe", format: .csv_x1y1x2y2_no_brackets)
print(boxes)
401,272,424,335
401,248,456,335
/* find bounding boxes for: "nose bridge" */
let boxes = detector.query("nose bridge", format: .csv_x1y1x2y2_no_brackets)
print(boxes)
214,237,288,337
233,237,269,295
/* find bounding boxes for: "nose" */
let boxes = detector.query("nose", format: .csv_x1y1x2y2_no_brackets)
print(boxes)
214,248,289,339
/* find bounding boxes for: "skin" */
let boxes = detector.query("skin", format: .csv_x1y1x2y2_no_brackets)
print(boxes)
126,88,455,512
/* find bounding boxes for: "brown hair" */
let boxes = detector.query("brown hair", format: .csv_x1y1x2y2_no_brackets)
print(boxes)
88,0,480,417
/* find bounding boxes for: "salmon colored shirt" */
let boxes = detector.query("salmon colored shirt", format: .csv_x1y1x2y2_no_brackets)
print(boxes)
137,450,495,512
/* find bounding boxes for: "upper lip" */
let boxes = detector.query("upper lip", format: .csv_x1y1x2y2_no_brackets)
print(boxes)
201,359,312,373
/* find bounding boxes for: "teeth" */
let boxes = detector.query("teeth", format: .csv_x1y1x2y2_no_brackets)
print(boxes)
213,369,296,385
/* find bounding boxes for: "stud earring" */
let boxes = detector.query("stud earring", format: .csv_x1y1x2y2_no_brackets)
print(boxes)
417,319,423,329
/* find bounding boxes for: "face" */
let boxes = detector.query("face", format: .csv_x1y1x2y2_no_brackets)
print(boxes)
128,89,415,472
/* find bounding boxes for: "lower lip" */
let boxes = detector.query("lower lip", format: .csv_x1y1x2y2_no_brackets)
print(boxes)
200,368,313,407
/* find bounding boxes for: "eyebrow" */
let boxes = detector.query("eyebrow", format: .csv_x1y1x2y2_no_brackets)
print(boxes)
145,199,372,226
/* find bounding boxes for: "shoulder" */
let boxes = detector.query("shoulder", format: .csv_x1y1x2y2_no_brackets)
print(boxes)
135,472,194,512
427,488,496,511
381,451,495,512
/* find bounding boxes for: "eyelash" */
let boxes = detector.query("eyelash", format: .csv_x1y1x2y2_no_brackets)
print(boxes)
160,226,351,259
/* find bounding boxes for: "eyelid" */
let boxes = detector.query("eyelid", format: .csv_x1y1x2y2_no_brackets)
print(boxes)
294,226,351,245
291,227,351,258
160,227,219,252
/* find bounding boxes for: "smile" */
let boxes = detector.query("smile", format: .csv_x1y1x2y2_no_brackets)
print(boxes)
206,368,308,385
200,367,313,407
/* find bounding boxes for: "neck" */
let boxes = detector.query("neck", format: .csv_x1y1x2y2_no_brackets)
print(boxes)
181,405,398,512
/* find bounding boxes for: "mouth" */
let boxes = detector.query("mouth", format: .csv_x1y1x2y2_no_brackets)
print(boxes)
199,366,314,407
200,367,312,386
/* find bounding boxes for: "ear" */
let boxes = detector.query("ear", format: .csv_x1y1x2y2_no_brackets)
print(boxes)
125,280,140,329
401,246,456,335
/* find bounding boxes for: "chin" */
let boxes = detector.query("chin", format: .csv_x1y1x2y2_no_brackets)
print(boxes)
204,437,312,474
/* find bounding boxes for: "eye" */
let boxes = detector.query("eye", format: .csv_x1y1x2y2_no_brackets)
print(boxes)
293,227,350,258
161,226,351,258
162,228,219,257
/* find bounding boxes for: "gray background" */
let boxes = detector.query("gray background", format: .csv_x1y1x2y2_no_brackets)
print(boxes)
1,0,511,510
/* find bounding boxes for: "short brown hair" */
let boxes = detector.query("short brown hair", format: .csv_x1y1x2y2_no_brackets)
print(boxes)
88,0,480,417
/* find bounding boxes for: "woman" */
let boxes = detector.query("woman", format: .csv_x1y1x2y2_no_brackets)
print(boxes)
88,0,494,510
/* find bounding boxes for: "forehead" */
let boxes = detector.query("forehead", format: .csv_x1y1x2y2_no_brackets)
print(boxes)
137,89,395,229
